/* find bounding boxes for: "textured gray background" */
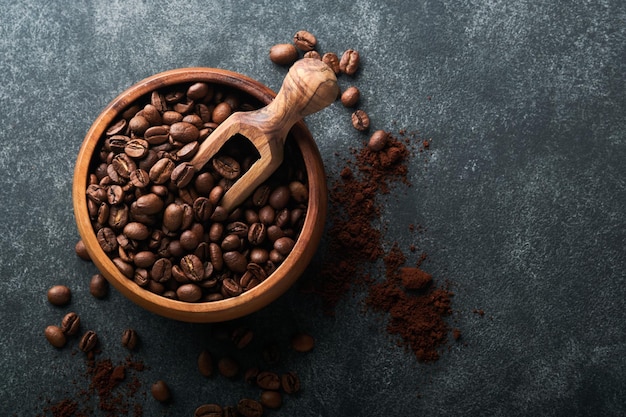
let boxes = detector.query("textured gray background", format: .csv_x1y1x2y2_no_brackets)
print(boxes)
1,0,625,416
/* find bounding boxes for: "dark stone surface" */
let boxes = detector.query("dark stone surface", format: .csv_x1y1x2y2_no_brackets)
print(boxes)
1,1,625,416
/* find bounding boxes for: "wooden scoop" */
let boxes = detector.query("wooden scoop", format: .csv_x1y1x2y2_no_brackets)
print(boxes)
190,58,338,212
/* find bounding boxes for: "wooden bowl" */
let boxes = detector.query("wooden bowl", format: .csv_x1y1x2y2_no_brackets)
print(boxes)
73,68,327,322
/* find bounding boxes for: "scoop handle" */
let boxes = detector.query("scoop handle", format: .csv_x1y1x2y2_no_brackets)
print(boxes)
263,58,339,141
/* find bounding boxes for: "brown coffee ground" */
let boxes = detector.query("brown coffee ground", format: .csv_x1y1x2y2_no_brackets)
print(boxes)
306,131,456,362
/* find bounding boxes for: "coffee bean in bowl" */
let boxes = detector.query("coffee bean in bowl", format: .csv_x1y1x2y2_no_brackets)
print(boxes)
73,67,327,323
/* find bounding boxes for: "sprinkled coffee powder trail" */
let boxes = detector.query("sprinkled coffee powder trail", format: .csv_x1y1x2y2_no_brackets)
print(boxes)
306,130,456,361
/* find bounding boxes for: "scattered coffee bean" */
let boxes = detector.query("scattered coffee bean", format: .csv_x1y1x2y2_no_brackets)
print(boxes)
195,404,223,417
269,43,298,66
351,109,370,131
47,285,72,306
89,273,109,299
79,330,98,353
231,326,254,349
256,371,281,390
237,398,263,417
151,380,171,402
293,30,317,51
339,49,360,75
367,129,390,151
281,371,301,394
45,325,67,348
291,332,315,352
60,312,81,336
197,349,214,377
260,390,282,409
121,328,139,350
217,356,239,378
341,86,360,108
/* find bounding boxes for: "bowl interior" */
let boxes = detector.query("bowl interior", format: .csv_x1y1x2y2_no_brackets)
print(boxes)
73,68,327,322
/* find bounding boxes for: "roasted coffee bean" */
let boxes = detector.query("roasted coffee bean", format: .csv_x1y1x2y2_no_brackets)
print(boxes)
293,30,317,51
260,390,282,409
249,248,269,264
252,184,271,207
351,109,370,131
274,236,295,256
45,325,67,348
269,185,290,209
221,277,243,297
291,332,315,352
269,43,298,66
47,285,71,306
341,86,360,108
223,251,248,274
144,125,170,145
226,221,249,237
129,169,150,188
125,138,149,159
217,356,239,378
339,49,360,75
257,371,281,390
133,251,157,268
151,380,171,402
212,155,240,180
248,222,267,245
169,121,199,143
75,239,91,261
211,102,232,124
303,50,321,60
237,398,263,417
176,141,199,160
221,234,241,251
129,115,150,135
368,129,389,151
149,158,175,184
180,228,201,251
193,197,213,222
134,193,164,215
123,222,150,240
121,328,139,350
180,254,204,281
231,326,254,349
266,225,285,242
61,312,81,336
258,205,275,225
162,110,184,124
209,243,224,271
177,283,202,302
208,185,224,206
142,103,162,125
87,184,107,204
151,258,172,282
79,330,98,353
322,52,341,74
107,184,124,205
134,268,150,287
197,349,214,377
281,371,301,394
113,257,134,278
289,181,308,203
170,162,195,188
194,404,222,417
112,153,136,178
89,273,109,299
187,82,211,101
274,208,290,228
194,172,215,195
106,119,127,136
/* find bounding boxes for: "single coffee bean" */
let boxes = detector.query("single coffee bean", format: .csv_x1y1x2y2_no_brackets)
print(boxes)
269,43,298,66
269,185,290,210
247,222,267,246
187,82,211,101
237,398,263,417
151,258,172,282
180,254,204,282
211,102,232,124
135,193,164,215
244,367,259,385
170,162,196,188
341,86,360,108
106,119,127,136
274,236,295,256
339,48,360,75
231,326,254,349
121,328,139,350
197,349,214,377
351,109,370,131
75,239,91,261
129,169,150,188
113,257,134,278
89,273,109,299
133,250,157,268
194,404,223,417
45,325,67,348
260,390,282,409
123,222,151,240
193,197,213,222
212,155,240,180
217,356,239,378
256,371,281,390
209,243,224,271
176,140,199,160
303,50,321,60
151,380,171,402
223,251,248,274
177,283,202,302
60,312,81,336
281,371,301,394
79,330,98,353
47,285,71,306
142,103,162,125
97,227,118,252
169,121,199,143
129,114,150,135
289,181,308,203
144,125,170,145
108,205,129,229
291,332,315,352
367,129,389,151
221,277,243,298
149,158,175,184
125,138,149,159
194,172,215,195
112,153,137,178
293,30,317,51
322,52,341,74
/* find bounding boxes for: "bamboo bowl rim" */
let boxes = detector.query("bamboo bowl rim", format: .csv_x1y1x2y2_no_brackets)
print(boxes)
72,67,327,322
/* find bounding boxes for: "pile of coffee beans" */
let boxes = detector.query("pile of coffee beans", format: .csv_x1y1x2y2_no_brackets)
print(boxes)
84,82,310,302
